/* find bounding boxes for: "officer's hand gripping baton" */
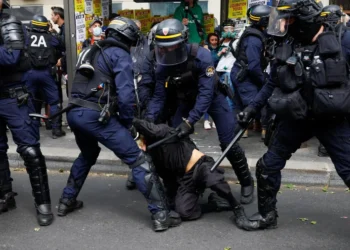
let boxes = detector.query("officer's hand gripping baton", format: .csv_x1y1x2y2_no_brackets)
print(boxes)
29,83,104,121
210,119,253,173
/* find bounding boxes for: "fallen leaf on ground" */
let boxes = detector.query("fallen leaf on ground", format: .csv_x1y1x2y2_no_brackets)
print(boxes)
285,184,296,189
298,218,309,222
224,248,232,250
310,221,317,225
34,228,40,231
322,186,328,192
58,169,64,173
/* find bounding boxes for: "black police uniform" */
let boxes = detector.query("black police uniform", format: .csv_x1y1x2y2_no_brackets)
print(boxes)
238,0,350,230
0,9,53,226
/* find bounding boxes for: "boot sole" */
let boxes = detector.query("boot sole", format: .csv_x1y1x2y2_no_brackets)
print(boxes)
57,201,84,217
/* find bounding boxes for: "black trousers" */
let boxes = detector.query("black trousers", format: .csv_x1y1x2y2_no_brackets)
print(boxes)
174,156,232,220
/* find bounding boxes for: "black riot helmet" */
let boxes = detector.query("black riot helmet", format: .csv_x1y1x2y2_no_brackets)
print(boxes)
105,16,140,47
276,0,323,20
320,5,344,26
268,0,323,42
31,15,49,32
154,18,189,66
247,5,272,27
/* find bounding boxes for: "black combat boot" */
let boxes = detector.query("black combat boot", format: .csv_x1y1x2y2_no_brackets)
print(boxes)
207,192,231,212
221,144,254,204
151,210,181,232
318,143,329,157
233,205,260,231
0,160,17,213
57,197,83,216
249,159,278,230
21,147,54,226
125,172,136,190
0,191,17,213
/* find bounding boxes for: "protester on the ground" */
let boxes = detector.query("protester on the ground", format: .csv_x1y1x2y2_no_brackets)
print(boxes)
133,118,258,230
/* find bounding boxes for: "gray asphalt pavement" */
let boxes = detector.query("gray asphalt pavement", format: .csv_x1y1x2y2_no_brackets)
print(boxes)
1,171,349,250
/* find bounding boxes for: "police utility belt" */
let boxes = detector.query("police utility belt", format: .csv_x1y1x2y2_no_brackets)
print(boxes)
267,29,350,120
0,86,29,104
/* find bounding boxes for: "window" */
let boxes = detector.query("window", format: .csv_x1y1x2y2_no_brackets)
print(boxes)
150,1,208,17
112,3,123,13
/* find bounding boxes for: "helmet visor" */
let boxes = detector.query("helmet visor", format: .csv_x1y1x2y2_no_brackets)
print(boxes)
155,42,188,66
267,7,293,37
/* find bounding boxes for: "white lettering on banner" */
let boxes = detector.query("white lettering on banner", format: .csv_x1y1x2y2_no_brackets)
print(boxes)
30,35,47,47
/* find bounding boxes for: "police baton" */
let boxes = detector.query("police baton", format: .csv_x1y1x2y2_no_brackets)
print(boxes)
210,119,253,173
29,83,105,121
146,132,179,151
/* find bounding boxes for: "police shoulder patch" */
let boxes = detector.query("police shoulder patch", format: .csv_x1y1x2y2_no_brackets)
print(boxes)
205,66,215,77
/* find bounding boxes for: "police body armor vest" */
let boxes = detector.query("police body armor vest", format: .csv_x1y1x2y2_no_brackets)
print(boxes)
72,47,115,102
234,27,268,70
268,27,350,120
27,31,56,69
166,43,200,102
0,14,31,86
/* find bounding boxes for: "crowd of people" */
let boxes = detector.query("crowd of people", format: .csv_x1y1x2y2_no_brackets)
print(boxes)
1,0,350,234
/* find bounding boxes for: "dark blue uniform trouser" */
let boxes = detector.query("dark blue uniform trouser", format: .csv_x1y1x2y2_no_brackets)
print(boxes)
61,107,160,213
172,92,236,144
25,69,61,129
261,118,350,192
0,94,39,191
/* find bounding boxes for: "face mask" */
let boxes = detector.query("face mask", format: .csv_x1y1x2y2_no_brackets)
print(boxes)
221,31,237,39
93,26,102,37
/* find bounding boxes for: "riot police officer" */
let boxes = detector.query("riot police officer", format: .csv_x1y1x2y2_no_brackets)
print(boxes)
230,4,272,138
0,1,53,226
125,22,159,190
238,0,350,230
145,19,255,204
57,17,181,232
25,15,66,139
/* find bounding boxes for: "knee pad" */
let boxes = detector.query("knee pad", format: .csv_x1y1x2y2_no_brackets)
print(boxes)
20,146,45,170
256,157,281,180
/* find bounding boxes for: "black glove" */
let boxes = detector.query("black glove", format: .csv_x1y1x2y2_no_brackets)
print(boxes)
129,125,139,140
237,106,256,127
176,119,194,138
